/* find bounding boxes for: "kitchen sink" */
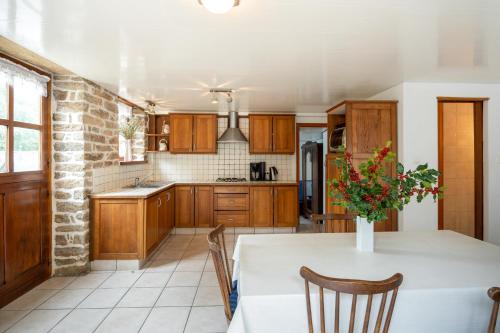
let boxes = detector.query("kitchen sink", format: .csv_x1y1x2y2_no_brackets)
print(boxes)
123,182,167,189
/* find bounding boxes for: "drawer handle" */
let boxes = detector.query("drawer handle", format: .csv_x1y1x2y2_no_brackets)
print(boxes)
227,219,234,222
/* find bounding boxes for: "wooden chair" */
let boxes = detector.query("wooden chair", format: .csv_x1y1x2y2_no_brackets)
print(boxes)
311,213,356,233
207,224,237,321
488,287,500,333
300,266,403,333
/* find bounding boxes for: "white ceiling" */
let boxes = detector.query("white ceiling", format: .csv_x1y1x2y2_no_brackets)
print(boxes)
1,0,499,113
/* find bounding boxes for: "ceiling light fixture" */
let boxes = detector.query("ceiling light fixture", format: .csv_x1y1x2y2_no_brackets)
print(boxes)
198,0,240,14
211,93,219,104
145,101,156,115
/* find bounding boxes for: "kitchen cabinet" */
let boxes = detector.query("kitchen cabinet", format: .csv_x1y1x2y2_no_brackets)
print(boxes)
250,186,274,227
145,195,159,255
195,186,213,227
158,188,174,239
274,186,298,227
249,115,295,154
213,186,250,227
170,114,217,153
175,185,195,227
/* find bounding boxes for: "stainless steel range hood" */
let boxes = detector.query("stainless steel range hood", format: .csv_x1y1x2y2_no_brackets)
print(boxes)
217,111,248,143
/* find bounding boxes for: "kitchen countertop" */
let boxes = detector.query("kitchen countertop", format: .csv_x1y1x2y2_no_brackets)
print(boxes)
91,180,298,199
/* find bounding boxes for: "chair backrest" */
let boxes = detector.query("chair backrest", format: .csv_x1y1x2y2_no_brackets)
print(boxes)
207,224,233,321
488,287,500,333
300,266,403,333
311,213,356,233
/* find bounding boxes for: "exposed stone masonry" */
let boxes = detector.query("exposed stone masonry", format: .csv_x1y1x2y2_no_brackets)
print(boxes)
52,75,123,275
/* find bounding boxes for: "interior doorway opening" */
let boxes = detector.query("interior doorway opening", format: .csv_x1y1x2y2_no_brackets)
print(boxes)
438,97,486,240
296,124,327,233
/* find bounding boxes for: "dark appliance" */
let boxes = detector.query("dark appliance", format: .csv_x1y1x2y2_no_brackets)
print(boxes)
250,162,266,181
269,167,279,181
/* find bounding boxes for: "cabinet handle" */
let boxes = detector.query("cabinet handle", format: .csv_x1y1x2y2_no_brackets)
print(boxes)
166,192,170,201
158,197,162,207
191,188,193,195
227,219,234,222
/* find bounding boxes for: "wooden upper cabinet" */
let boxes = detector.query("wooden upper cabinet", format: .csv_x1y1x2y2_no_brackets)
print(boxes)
273,186,298,227
250,186,274,227
249,115,295,154
175,186,195,227
193,115,217,153
195,186,213,227
273,116,295,153
249,115,273,153
145,195,159,254
170,114,193,153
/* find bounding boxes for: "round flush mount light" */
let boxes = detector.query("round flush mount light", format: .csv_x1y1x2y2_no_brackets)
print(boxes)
198,0,240,14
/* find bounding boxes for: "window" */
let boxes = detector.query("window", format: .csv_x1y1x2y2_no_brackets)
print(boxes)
118,102,146,163
0,76,44,173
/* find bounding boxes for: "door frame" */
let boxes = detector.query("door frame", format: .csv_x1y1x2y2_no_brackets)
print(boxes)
437,97,487,240
295,123,327,218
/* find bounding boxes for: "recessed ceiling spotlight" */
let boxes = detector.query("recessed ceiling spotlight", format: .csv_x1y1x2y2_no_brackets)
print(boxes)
198,0,240,14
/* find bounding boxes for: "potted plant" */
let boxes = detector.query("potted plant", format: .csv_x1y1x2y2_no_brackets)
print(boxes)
329,142,442,252
119,117,141,162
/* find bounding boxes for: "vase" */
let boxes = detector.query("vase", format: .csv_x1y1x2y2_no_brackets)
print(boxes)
356,216,374,252
124,139,132,161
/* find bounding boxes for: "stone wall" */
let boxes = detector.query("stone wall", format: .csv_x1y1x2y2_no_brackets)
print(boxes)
52,75,123,275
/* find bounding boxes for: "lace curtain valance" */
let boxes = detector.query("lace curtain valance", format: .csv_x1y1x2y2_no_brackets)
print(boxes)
0,57,50,97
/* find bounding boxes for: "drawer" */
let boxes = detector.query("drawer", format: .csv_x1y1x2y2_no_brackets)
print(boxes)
214,211,249,227
214,194,249,211
213,186,249,194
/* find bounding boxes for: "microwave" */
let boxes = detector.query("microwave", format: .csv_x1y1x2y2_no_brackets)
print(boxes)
329,123,346,152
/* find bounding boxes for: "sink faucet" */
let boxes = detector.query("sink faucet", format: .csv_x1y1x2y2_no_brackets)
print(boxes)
134,177,140,187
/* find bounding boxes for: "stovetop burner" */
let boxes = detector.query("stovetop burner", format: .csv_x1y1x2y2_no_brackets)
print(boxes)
216,177,248,183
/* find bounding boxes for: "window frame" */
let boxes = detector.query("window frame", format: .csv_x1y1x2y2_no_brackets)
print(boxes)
117,98,148,165
0,53,50,183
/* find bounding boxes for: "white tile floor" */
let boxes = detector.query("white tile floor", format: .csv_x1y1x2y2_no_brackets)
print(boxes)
0,234,236,333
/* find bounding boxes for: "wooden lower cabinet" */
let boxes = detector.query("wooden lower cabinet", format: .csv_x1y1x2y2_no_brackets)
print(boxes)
274,186,298,227
92,187,175,261
195,186,213,227
250,186,274,227
175,186,195,227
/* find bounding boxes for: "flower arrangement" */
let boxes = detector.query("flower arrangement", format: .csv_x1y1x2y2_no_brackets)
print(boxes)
329,142,443,222
119,117,141,140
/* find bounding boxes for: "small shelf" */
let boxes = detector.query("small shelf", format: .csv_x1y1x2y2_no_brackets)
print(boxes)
146,134,169,137
147,114,170,152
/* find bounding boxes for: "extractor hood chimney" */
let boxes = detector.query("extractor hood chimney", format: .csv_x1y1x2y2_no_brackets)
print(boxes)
217,111,248,143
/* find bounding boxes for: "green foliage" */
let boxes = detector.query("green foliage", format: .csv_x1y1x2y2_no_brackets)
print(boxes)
328,142,443,223
119,117,141,140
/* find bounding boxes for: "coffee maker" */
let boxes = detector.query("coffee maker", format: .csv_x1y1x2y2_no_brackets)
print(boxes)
250,162,266,181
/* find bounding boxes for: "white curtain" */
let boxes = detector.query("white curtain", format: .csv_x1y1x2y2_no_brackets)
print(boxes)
0,57,50,97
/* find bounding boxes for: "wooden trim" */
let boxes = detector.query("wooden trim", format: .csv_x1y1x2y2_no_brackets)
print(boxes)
437,100,484,239
437,97,489,102
8,85,13,172
117,96,145,111
0,52,51,77
326,100,399,113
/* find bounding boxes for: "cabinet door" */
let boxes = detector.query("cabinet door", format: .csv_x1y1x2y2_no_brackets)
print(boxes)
250,186,274,227
166,188,175,233
175,186,194,227
346,102,397,232
195,186,214,227
274,186,298,227
249,115,272,153
145,195,159,253
193,115,217,153
273,115,295,153
170,114,193,153
158,191,169,240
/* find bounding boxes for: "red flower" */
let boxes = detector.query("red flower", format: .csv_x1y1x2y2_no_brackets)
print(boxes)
368,164,379,174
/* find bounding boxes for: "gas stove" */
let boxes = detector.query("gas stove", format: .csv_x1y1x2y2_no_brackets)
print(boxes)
215,177,248,183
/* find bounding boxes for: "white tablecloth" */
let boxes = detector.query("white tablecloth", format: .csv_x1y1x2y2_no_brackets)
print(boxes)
228,231,500,333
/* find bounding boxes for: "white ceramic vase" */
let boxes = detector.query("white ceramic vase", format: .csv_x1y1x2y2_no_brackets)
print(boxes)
124,139,132,161
356,216,374,252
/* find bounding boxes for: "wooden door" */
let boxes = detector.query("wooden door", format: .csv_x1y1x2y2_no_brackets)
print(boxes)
273,116,295,153
170,114,193,153
193,115,217,153
274,186,298,227
0,58,51,308
175,186,194,227
250,186,274,227
249,115,272,153
346,101,397,232
145,195,159,254
195,186,213,227
157,191,169,240
439,101,483,239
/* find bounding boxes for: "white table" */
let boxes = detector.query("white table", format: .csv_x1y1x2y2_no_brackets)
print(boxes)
228,231,500,333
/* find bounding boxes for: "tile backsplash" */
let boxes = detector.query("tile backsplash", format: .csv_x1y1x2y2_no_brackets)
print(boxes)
92,117,296,193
